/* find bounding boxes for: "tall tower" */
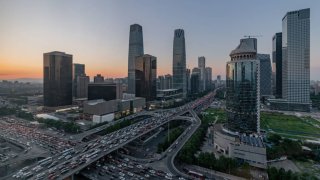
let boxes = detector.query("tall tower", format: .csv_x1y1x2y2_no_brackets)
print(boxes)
226,38,260,133
272,33,282,98
43,51,73,107
128,24,144,95
282,8,310,111
198,56,206,92
73,63,85,97
172,29,186,97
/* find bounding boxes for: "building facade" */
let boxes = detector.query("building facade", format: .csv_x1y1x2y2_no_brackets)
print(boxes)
172,29,187,98
281,8,310,111
76,75,89,98
272,32,282,98
128,24,144,95
73,63,85,97
257,54,272,97
88,83,122,101
205,67,212,90
190,72,200,94
43,51,73,107
135,54,157,101
226,38,260,133
164,74,173,89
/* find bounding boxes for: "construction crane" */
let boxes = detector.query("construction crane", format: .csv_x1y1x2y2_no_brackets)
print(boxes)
244,35,262,38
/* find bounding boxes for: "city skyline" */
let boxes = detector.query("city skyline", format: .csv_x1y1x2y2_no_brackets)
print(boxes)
1,0,320,80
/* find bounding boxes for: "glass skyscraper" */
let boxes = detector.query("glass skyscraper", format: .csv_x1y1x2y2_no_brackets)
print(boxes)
226,38,260,133
257,54,272,96
198,56,206,92
43,51,73,107
73,63,85,98
272,32,282,98
282,8,310,111
135,54,157,101
128,24,144,95
172,29,187,98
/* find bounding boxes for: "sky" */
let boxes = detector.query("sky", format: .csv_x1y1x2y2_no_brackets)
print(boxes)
0,0,320,80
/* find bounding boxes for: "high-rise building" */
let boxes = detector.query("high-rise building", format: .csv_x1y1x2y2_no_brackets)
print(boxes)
190,72,200,94
226,38,260,133
192,67,200,74
186,69,191,94
205,67,212,90
73,63,85,97
128,24,144,95
76,75,89,98
88,83,122,101
257,54,272,96
281,8,310,111
198,56,206,91
272,33,282,98
172,29,187,98
94,74,104,83
135,54,157,101
43,51,73,107
164,74,173,89
158,76,165,90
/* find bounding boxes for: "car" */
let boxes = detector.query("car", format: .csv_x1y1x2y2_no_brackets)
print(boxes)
145,174,150,178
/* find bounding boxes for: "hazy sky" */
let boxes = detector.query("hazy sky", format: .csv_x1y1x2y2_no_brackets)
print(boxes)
0,0,319,80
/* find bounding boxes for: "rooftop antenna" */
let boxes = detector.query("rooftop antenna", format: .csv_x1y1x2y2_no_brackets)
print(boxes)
244,35,262,38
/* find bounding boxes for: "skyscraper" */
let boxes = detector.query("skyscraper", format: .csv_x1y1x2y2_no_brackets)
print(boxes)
158,75,165,90
73,63,85,97
172,29,187,98
257,54,272,96
43,51,73,107
272,33,282,98
190,72,200,94
198,56,206,91
128,24,144,95
76,75,89,98
205,67,212,90
135,54,157,101
186,68,191,94
164,74,173,89
226,38,260,133
282,8,310,111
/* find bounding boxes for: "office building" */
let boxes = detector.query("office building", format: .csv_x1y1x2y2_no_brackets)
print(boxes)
94,74,104,83
158,76,165,90
190,72,200,94
257,54,272,97
73,63,85,97
135,54,157,101
43,51,73,107
198,56,206,91
205,67,212,90
164,74,173,89
282,8,311,111
76,75,89,98
272,33,282,98
128,24,144,94
226,38,260,133
88,83,122,101
172,29,187,98
186,69,191,94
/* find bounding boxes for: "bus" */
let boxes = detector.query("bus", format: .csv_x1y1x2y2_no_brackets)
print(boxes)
188,170,205,180
61,147,74,154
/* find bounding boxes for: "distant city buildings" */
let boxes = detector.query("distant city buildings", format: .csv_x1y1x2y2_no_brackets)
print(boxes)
272,32,282,98
93,74,104,83
135,54,157,101
172,29,187,98
128,24,144,95
76,75,89,98
43,51,73,107
257,54,272,97
226,38,260,133
269,8,311,112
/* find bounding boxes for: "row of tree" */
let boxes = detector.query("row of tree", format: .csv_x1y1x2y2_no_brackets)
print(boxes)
268,167,318,180
37,118,81,133
157,127,184,153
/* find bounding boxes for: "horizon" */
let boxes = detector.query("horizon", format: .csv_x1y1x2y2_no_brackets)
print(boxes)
1,0,320,80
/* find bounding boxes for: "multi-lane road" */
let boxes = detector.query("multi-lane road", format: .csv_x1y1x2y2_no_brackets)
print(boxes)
10,91,217,180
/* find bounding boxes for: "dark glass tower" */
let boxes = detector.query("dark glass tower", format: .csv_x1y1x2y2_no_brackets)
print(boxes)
226,38,260,133
172,29,186,98
43,51,73,107
128,24,144,95
272,32,282,98
135,54,157,101
73,63,85,97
